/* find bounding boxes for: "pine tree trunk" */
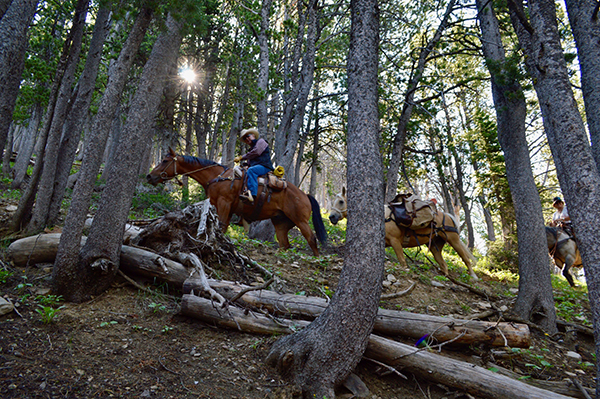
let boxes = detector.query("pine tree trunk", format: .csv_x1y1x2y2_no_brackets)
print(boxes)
60,13,184,303
52,7,154,300
277,0,319,184
10,0,86,232
478,0,557,333
11,105,42,189
47,5,111,226
267,0,383,396
256,0,272,135
0,0,39,159
509,0,600,352
27,0,89,233
564,0,600,171
273,0,309,166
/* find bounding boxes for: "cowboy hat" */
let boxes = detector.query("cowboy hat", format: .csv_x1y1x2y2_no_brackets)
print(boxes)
240,128,259,140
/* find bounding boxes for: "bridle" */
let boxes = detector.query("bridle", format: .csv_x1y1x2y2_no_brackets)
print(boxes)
331,195,347,218
158,155,221,184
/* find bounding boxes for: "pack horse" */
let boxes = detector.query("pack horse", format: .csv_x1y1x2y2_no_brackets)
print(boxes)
147,148,327,256
329,188,477,279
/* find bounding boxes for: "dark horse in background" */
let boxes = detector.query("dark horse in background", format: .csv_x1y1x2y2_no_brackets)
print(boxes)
546,226,582,287
146,148,327,256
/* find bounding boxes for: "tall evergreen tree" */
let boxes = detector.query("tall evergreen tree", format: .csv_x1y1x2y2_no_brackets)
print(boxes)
53,11,183,302
509,0,600,386
0,0,39,161
267,0,384,395
477,0,557,333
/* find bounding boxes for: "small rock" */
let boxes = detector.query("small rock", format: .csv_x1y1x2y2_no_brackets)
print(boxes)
476,302,492,309
34,287,51,296
382,280,392,288
141,389,151,397
566,351,582,361
430,281,445,288
564,371,577,377
499,305,509,312
386,274,397,283
509,288,519,294
0,297,14,316
6,205,17,212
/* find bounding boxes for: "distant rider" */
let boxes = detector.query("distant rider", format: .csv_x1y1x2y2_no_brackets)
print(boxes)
234,128,274,203
550,196,573,236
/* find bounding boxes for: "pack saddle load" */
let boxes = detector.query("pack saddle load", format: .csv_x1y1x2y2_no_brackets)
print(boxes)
389,193,436,230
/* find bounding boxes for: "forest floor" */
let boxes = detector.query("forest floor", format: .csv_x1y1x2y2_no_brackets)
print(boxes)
0,192,597,399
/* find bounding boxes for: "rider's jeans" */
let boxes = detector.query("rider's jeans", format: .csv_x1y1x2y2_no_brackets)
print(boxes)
246,165,271,196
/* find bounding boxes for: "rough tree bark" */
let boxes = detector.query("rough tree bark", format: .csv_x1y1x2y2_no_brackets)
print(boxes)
9,0,87,232
508,0,600,383
47,5,111,226
267,0,383,396
477,0,557,333
53,11,181,302
0,0,39,160
11,105,42,189
52,6,153,298
26,0,89,233
255,0,272,136
563,0,600,171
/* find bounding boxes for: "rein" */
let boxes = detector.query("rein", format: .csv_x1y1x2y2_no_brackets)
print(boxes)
160,156,222,183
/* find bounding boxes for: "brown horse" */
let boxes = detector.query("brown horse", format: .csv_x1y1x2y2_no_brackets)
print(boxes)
329,188,477,279
546,226,582,286
146,148,327,256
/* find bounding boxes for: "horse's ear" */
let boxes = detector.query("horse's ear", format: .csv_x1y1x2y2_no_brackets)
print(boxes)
168,147,176,156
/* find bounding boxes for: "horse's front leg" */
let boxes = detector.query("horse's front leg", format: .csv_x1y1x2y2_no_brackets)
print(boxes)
385,222,407,267
429,245,449,276
215,198,233,231
273,220,293,251
563,255,577,287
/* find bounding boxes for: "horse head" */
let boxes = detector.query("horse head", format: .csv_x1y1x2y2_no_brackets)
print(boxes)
146,147,180,186
329,186,347,225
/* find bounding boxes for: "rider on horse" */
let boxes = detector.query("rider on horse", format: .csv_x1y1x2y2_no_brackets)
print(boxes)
550,196,573,237
234,128,274,203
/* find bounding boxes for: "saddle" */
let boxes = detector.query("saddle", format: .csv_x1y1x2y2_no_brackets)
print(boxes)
258,172,287,191
236,166,287,191
389,193,435,229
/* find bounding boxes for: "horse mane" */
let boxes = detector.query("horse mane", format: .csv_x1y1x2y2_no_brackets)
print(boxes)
180,155,227,170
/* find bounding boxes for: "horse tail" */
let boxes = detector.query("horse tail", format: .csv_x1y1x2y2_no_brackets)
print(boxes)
308,195,328,246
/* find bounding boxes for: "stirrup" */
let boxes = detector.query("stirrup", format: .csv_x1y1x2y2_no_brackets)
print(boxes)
239,191,254,203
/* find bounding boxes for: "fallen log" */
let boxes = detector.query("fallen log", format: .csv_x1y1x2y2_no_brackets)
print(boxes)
7,233,190,287
9,235,530,348
180,294,572,399
184,278,530,348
